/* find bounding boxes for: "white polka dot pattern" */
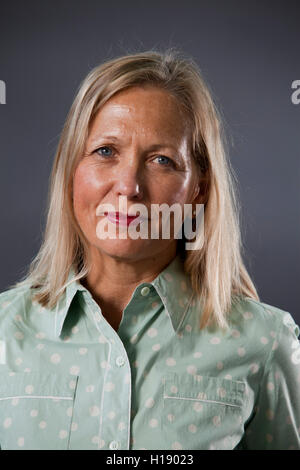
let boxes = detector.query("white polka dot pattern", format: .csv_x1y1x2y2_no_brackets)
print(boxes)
0,255,298,450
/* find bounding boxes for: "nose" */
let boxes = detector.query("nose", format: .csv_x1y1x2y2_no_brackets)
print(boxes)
114,161,144,200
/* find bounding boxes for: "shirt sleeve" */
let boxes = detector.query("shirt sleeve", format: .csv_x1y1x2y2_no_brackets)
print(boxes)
236,311,300,450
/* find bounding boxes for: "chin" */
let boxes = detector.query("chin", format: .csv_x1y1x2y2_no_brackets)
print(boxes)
95,239,155,261
93,238,172,262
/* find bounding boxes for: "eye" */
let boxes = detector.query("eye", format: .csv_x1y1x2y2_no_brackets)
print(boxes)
153,155,174,167
95,146,114,157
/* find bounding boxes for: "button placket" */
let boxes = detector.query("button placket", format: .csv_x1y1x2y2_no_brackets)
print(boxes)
84,291,132,450
95,322,131,449
101,349,131,450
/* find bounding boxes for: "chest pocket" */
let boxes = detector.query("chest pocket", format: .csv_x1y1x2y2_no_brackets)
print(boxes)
0,371,78,450
162,373,246,450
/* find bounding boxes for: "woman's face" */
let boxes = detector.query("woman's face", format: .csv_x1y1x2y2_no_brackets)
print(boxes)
73,85,201,262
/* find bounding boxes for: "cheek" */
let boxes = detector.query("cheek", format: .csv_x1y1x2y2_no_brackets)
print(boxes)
72,163,105,219
151,174,195,205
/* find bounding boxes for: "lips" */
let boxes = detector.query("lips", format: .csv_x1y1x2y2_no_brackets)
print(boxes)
105,212,142,226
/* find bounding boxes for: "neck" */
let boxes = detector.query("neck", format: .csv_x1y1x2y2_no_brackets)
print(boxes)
81,245,178,318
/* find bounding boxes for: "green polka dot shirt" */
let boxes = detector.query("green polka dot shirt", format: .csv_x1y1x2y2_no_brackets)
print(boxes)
0,255,299,450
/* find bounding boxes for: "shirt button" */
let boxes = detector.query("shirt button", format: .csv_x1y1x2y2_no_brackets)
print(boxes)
141,286,150,297
116,356,125,367
109,440,119,450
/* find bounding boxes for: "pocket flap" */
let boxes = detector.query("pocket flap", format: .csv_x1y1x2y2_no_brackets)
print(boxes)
0,371,77,401
163,373,245,408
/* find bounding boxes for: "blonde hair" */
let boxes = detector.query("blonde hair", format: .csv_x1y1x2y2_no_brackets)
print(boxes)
10,47,259,330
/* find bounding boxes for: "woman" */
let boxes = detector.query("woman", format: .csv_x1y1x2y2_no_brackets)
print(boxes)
0,49,299,450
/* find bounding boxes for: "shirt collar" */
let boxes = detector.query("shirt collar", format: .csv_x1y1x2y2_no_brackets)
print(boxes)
150,254,195,332
54,268,86,338
54,254,195,337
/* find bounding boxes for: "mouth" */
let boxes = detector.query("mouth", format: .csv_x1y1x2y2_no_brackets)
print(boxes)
104,211,145,227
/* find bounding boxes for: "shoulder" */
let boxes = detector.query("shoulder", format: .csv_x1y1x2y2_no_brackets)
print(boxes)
228,296,299,362
231,296,299,335
0,283,34,331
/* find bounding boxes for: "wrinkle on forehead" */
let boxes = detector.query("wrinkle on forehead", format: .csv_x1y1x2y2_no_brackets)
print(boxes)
93,110,187,139
87,86,192,155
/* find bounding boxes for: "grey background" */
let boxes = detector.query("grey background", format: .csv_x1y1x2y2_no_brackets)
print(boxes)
0,0,299,322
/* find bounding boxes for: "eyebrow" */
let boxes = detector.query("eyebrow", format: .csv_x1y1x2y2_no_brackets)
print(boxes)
89,135,179,153
90,135,119,143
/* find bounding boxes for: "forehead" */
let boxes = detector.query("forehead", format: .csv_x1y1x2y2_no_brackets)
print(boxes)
89,86,190,142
